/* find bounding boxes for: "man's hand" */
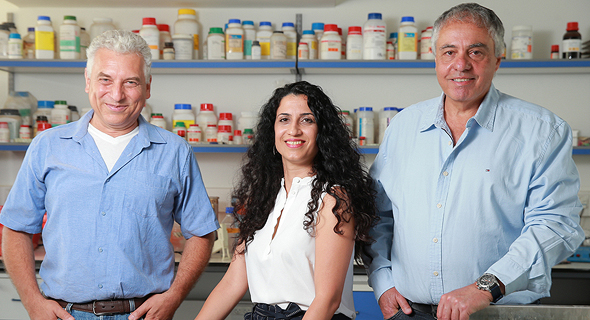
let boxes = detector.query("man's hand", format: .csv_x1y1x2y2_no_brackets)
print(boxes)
128,291,181,320
378,287,412,319
436,283,492,320
25,298,74,320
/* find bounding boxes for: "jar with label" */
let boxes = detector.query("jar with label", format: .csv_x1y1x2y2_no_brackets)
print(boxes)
19,125,31,140
243,128,254,144
320,24,341,60
270,31,287,60
0,122,9,143
420,27,434,60
206,124,218,142
298,42,309,59
233,129,243,144
339,110,354,137
51,100,70,127
511,25,533,59
163,42,175,60
207,27,225,60
150,113,166,129
196,103,218,131
363,13,386,60
0,25,9,58
172,34,193,60
238,111,258,134
158,24,172,58
173,122,187,139
172,103,195,128
217,125,233,144
0,109,22,142
226,19,244,60
550,45,560,59
356,107,375,144
386,33,397,60
256,21,273,60
89,18,115,42
174,9,200,59
251,40,261,60
187,124,202,144
140,17,160,60
242,20,256,60
301,30,317,60
346,26,363,60
23,27,35,59
8,33,22,59
398,16,418,60
282,22,297,59
217,112,234,133
562,22,582,59
80,27,90,58
36,116,51,136
59,15,81,59
379,107,398,144
35,15,55,59
34,100,54,135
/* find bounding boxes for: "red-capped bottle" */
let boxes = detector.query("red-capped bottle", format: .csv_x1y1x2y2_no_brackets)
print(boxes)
562,22,582,59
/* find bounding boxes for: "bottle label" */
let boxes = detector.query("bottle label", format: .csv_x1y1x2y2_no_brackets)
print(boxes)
511,36,532,59
399,33,417,53
227,34,243,53
193,34,200,51
60,27,80,52
35,31,55,51
271,40,287,59
259,39,271,57
563,39,581,52
287,41,296,57
208,36,226,59
244,39,253,56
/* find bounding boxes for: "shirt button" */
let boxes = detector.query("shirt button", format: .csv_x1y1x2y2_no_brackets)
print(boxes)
448,141,452,146
98,247,103,253
433,238,438,243
433,271,439,276
437,203,442,208
98,284,103,289
443,171,449,176
101,212,106,216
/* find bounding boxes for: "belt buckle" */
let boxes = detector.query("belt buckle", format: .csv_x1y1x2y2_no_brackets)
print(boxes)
92,300,115,316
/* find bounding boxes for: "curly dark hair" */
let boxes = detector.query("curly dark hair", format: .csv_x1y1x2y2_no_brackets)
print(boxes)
233,81,377,262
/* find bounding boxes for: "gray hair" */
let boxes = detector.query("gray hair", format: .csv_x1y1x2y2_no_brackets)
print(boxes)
86,30,152,83
432,3,505,58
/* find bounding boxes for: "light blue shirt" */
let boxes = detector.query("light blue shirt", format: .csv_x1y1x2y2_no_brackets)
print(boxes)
0,110,219,302
367,84,584,305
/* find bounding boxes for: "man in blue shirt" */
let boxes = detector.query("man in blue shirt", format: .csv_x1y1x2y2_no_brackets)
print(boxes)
368,3,584,320
0,30,219,320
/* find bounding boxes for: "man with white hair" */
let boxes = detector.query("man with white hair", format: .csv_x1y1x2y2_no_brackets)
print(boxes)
1,30,218,320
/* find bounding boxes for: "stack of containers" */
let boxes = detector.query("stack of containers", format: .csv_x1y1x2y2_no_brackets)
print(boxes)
174,9,200,59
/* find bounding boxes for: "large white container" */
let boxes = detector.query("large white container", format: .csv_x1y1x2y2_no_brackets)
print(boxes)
238,111,258,134
158,24,172,58
379,107,398,143
356,107,375,144
174,9,200,59
51,100,70,127
172,34,193,60
270,31,287,59
217,113,234,133
301,30,317,60
398,16,418,60
256,21,273,60
0,26,8,58
59,15,81,60
226,19,244,60
35,15,55,59
140,17,160,60
172,104,195,128
242,20,256,60
207,27,225,60
420,27,434,60
511,25,533,60
320,24,341,60
346,26,363,60
8,33,23,59
282,22,297,59
363,13,386,60
80,27,90,58
89,18,115,42
196,103,218,131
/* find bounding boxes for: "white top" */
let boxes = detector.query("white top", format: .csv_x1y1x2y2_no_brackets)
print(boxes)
88,123,139,171
245,176,356,319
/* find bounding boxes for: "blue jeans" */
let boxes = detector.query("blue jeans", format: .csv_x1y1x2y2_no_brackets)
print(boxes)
63,306,144,320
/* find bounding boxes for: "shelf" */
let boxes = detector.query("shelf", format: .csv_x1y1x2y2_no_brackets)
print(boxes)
4,0,337,8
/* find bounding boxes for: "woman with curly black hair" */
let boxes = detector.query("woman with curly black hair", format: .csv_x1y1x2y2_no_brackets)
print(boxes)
195,81,377,320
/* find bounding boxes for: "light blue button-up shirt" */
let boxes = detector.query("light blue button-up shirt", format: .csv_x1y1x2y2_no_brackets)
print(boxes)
0,110,219,302
367,84,584,305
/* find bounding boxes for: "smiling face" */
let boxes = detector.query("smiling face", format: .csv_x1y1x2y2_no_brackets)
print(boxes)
435,20,501,111
274,94,319,172
85,48,151,137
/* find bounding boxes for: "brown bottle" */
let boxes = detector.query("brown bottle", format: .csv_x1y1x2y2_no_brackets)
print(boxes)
562,22,582,59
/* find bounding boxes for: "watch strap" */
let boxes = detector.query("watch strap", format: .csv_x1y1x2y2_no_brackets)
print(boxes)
489,282,503,303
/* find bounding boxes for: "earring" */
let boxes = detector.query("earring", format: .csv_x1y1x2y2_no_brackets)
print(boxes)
273,146,277,155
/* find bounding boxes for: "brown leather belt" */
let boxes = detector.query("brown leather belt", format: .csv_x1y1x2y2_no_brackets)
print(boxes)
54,297,149,315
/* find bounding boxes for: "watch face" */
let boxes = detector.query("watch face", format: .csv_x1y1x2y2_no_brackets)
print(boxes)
478,274,496,289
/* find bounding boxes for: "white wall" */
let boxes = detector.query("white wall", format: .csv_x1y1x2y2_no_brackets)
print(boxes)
1,0,589,209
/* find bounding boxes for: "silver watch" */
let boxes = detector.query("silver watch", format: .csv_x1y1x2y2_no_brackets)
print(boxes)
476,273,503,303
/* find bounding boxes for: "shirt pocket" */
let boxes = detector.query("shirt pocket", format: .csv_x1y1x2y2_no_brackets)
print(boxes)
123,170,172,217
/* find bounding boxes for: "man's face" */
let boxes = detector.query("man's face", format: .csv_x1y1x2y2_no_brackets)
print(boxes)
85,48,151,136
435,20,501,110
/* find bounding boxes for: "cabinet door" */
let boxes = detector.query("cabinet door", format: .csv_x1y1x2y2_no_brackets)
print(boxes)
0,274,33,320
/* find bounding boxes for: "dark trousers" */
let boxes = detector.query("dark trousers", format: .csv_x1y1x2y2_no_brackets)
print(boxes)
244,302,351,320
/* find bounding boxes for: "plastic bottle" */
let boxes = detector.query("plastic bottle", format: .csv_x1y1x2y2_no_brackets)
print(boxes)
242,20,256,60
51,100,70,127
196,103,218,131
251,40,261,59
298,42,309,59
225,19,244,60
420,27,434,60
174,9,200,59
346,26,363,60
206,124,218,142
312,22,325,45
35,16,55,59
217,125,233,144
386,32,397,60
282,22,297,59
80,27,90,59
23,27,35,59
356,107,375,144
562,22,582,59
172,33,193,60
0,122,9,143
140,17,160,60
256,21,273,60
398,16,418,60
339,27,346,59
59,16,81,59
217,112,234,133
233,129,243,144
207,27,225,60
158,24,172,58
8,33,22,59
550,45,560,59
0,25,9,57
35,116,51,136
187,124,202,144
379,107,398,144
243,128,254,144
270,31,287,59
238,112,258,134
33,100,54,135
301,30,317,60
19,125,31,140
150,113,166,129
339,110,354,137
0,110,21,142
89,18,115,42
511,25,533,60
163,42,175,60
363,13,386,60
172,104,195,128
173,122,187,139
68,106,80,122
320,24,341,60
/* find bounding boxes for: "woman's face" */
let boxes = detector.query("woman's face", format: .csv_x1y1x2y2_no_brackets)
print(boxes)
274,94,319,170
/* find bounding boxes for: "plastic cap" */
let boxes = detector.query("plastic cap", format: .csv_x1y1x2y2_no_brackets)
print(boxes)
93,17,113,23
340,110,350,115
219,113,233,120
228,19,241,24
324,24,338,32
225,207,234,213
566,22,579,31
302,30,314,35
64,15,77,21
551,44,560,51
207,124,217,127
9,33,21,39
189,124,200,128
260,21,272,27
233,129,242,136
142,17,157,25
252,40,260,45
0,122,8,128
282,22,295,28
243,20,254,26
54,100,67,105
348,26,362,34
157,24,170,32
200,103,214,111
0,109,20,116
243,128,254,134
401,16,415,23
311,22,324,30
359,107,373,112
38,16,51,21
28,27,35,32
384,107,396,111
209,27,224,34
368,13,382,20
174,122,187,127
174,104,192,110
512,25,532,31
390,32,398,38
38,100,55,108
178,8,197,16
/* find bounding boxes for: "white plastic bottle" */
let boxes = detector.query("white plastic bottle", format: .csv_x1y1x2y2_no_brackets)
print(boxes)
282,22,297,59
217,125,233,144
238,112,258,134
218,112,234,133
256,21,273,60
150,114,166,129
158,24,172,58
346,26,363,60
0,26,8,58
51,100,70,127
420,27,434,60
298,42,309,59
187,124,202,144
140,17,160,60
270,31,287,60
387,32,398,60
301,30,317,59
174,9,200,59
80,27,90,58
172,104,195,128
339,110,354,137
398,16,418,60
8,33,23,59
511,25,533,60
251,40,261,59
242,20,256,60
363,13,386,60
312,23,324,45
320,24,341,60
226,19,244,60
172,33,193,60
356,107,375,144
196,103,218,131
59,15,81,59
379,107,398,144
206,124,218,142
207,27,225,60
89,18,115,42
35,15,55,59
23,27,35,59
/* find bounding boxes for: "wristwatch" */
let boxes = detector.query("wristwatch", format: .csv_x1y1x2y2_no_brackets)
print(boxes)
476,273,503,303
